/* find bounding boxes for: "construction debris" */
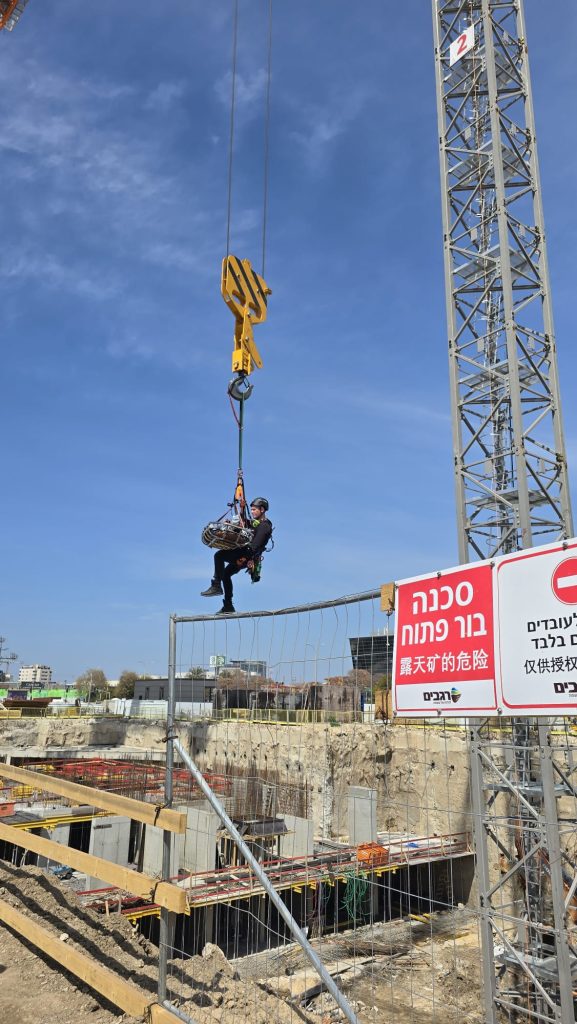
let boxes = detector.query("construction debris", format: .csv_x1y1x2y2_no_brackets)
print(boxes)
0,859,485,1024
0,862,315,1024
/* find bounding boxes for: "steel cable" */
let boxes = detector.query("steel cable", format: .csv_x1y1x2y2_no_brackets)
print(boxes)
225,0,239,258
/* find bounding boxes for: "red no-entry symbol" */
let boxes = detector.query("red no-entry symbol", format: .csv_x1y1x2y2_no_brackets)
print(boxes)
552,557,577,605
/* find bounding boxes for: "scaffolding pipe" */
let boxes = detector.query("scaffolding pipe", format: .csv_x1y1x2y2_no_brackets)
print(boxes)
174,587,381,624
161,1000,200,1024
158,614,177,1003
172,737,359,1024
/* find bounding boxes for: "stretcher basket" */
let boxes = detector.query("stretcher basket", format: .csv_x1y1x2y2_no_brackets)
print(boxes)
201,519,253,551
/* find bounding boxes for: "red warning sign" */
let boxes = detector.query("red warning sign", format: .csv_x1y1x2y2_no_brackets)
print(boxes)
393,561,497,715
552,557,577,605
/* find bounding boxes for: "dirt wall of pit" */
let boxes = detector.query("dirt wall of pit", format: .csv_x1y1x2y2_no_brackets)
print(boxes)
0,718,471,839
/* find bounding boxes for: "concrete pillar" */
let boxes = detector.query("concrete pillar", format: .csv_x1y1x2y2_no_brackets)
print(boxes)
142,802,206,880
142,819,167,876
204,906,214,946
347,786,377,845
257,894,267,948
279,815,314,859
180,806,219,874
88,815,131,889
36,823,71,869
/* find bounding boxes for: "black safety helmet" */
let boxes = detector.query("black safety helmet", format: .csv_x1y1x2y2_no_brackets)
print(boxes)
250,497,269,512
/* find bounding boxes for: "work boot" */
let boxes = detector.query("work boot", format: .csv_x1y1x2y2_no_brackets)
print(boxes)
216,602,235,615
200,580,223,597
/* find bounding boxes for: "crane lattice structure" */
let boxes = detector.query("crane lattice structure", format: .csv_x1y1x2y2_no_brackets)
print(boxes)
0,636,18,680
433,2,576,1023
433,0,572,564
0,0,29,31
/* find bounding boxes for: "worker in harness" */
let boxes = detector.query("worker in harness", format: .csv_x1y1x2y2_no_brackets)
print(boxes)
201,498,272,614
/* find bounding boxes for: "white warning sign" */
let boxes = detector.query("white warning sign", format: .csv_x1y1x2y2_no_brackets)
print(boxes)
495,541,577,713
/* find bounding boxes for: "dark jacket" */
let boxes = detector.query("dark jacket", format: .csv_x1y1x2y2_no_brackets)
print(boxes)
248,516,272,559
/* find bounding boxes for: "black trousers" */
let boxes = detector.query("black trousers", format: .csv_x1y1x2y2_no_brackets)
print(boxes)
214,547,248,603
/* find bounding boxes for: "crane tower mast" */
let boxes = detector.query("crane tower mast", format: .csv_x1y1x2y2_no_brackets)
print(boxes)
433,5,577,1024
432,0,573,564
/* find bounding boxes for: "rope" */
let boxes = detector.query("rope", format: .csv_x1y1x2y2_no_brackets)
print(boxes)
261,0,273,278
226,0,239,258
228,392,241,428
342,867,370,925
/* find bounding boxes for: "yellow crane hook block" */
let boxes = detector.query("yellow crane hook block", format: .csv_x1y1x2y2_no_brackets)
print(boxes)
221,255,271,376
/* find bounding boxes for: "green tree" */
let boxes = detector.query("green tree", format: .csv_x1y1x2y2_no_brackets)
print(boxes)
75,668,108,700
185,666,205,679
374,674,392,692
217,669,250,687
115,670,139,699
346,668,373,688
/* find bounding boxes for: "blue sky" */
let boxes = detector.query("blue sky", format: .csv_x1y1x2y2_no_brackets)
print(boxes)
1,2,576,683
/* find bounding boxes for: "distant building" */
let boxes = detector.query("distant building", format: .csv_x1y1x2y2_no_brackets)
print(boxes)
223,659,267,677
349,633,394,679
213,681,365,714
133,676,214,702
204,657,268,681
213,682,317,712
19,664,52,685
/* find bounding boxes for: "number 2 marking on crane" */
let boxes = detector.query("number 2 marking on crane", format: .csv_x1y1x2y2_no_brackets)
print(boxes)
449,24,475,67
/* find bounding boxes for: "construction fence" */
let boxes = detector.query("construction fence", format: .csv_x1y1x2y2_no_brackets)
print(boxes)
1,589,577,1024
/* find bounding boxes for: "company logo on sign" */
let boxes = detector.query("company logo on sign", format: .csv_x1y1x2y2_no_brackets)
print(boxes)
423,686,462,705
553,681,577,694
424,690,451,703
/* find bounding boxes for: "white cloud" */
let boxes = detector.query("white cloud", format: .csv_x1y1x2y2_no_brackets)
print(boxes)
106,332,158,362
144,241,204,274
294,382,450,426
342,387,450,425
104,326,213,371
290,86,372,172
120,542,210,582
0,245,120,301
0,56,173,208
166,563,210,581
0,50,259,367
29,71,136,104
145,80,187,112
79,137,172,202
214,68,268,114
0,55,136,105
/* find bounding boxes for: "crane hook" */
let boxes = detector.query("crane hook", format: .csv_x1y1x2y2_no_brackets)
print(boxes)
228,373,253,402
